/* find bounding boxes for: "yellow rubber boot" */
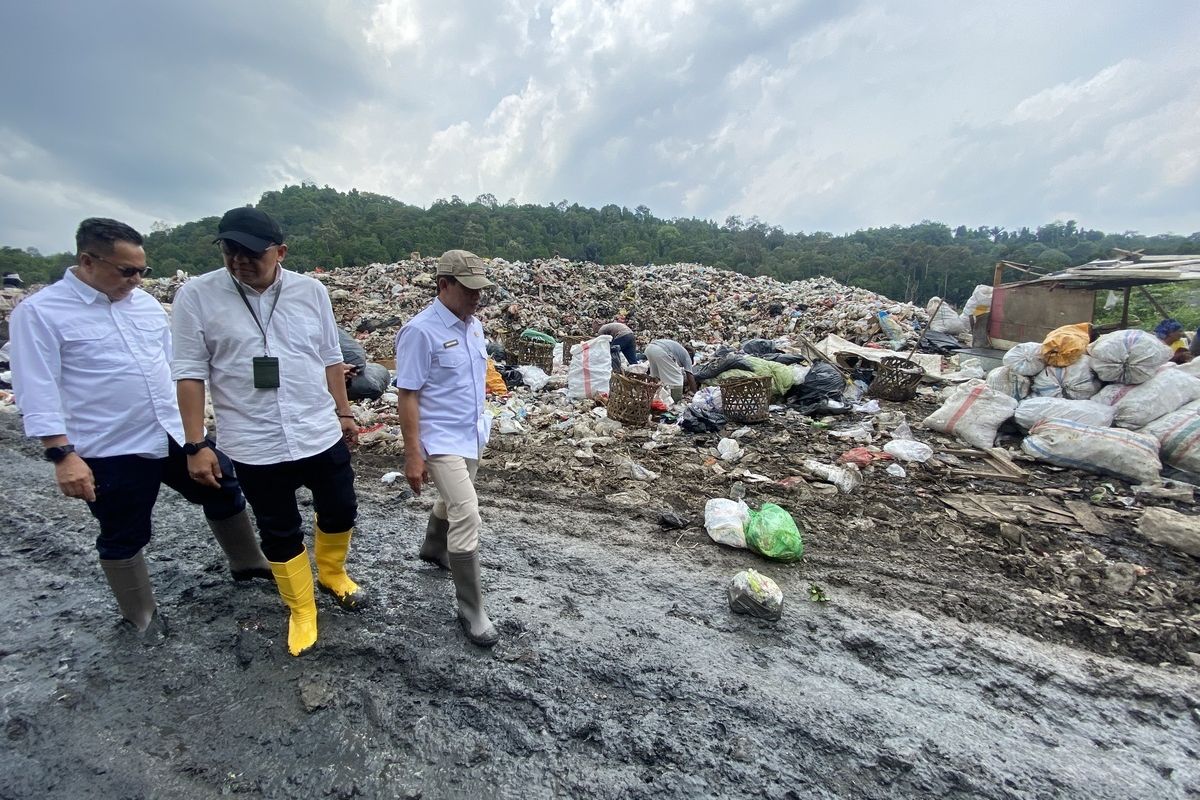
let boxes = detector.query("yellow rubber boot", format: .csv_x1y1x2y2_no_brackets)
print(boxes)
269,550,318,656
314,526,369,611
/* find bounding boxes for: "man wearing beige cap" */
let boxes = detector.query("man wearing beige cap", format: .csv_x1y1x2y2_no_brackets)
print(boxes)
394,250,500,646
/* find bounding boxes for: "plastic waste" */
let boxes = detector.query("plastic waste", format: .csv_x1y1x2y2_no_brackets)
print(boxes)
883,439,933,462
516,365,550,392
704,498,749,548
728,569,783,620
679,406,726,433
744,503,804,562
717,438,743,462
803,460,862,493
885,463,907,478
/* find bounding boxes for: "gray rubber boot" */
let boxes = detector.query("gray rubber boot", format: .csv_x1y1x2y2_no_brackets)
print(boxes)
419,514,450,570
99,551,161,635
448,549,499,647
207,509,273,581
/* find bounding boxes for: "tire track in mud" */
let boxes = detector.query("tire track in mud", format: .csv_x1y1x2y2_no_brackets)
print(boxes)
0,436,1198,799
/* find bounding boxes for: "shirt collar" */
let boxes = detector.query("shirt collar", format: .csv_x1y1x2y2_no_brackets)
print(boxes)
233,265,284,297
63,267,109,305
433,297,469,329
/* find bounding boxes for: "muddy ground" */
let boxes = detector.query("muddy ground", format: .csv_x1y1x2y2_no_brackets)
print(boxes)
1,412,1198,800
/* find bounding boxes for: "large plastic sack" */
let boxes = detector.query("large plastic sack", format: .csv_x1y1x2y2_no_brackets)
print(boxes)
1140,408,1200,475
877,311,906,347
1088,329,1172,385
516,365,549,392
1041,322,1091,368
744,503,804,562
986,365,1031,401
728,569,783,621
926,296,966,334
1031,356,1102,400
963,284,993,317
1092,366,1200,429
1003,342,1046,377
1022,420,1162,484
346,363,392,401
1014,397,1116,432
1178,359,1200,378
690,386,723,412
922,381,1018,450
567,335,612,400
704,498,749,548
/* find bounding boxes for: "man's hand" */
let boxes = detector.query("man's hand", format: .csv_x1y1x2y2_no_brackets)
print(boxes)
405,451,428,495
341,363,358,382
340,415,359,447
187,449,222,489
55,454,96,502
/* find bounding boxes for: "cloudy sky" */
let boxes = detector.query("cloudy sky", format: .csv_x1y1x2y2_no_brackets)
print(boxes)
1,0,1197,253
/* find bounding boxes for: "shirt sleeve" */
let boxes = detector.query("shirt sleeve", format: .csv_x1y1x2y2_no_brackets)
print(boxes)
9,301,67,437
169,283,211,381
314,285,343,367
393,324,431,390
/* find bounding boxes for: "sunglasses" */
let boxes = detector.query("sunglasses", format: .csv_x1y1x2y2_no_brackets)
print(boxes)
219,241,277,261
86,252,152,278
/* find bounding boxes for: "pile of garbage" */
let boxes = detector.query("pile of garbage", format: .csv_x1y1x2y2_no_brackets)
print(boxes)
141,258,932,359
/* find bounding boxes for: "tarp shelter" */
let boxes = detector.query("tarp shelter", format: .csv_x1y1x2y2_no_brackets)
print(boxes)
986,251,1200,348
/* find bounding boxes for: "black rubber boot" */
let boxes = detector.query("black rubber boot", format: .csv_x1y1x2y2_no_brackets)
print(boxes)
419,514,450,570
207,509,273,581
448,549,499,647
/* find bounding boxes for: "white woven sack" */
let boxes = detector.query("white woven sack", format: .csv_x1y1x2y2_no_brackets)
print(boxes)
567,335,612,400
1022,420,1161,484
1093,366,1200,429
1140,407,1200,475
1003,342,1046,377
1014,397,1115,432
1088,329,1172,385
1031,355,1101,400
985,366,1031,402
922,380,1018,450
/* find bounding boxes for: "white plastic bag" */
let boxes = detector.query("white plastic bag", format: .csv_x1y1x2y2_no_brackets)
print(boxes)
717,438,743,462
883,439,934,462
922,380,1018,450
1088,329,1173,385
963,284,993,316
690,386,723,413
567,335,612,400
803,460,862,493
1003,342,1046,377
1030,356,1101,400
728,569,783,620
704,498,749,548
1093,366,1200,429
1014,397,1116,431
516,365,550,392
1022,420,1162,484
986,366,1031,402
1140,408,1200,475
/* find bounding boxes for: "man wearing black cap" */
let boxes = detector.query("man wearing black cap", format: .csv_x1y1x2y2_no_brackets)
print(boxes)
170,206,365,657
394,250,501,646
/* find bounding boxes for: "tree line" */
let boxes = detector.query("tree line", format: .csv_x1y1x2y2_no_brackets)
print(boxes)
4,182,1197,307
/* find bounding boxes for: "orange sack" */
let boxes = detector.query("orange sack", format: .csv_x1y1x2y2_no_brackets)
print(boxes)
1042,322,1091,368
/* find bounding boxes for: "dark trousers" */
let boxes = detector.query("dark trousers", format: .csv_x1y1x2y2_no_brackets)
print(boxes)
85,438,246,560
232,440,357,562
610,332,639,373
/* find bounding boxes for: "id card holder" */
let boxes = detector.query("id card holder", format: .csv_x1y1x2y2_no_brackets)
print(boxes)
252,356,281,389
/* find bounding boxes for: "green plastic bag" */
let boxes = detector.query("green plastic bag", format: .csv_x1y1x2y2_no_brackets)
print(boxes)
745,503,804,562
520,328,557,345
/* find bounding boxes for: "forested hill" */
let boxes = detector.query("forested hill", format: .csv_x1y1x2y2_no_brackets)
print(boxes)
4,183,1197,306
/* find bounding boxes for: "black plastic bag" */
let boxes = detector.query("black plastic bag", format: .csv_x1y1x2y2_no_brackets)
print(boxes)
692,353,754,383
920,330,961,354
785,361,845,405
679,407,727,433
742,338,780,356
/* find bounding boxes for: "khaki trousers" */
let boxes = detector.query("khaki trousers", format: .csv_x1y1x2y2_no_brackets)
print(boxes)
426,455,481,554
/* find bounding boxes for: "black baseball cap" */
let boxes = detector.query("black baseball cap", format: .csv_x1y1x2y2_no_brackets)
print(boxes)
213,207,285,252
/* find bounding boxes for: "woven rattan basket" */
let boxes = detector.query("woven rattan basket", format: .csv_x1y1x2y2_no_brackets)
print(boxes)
719,375,772,423
607,372,660,427
505,334,554,374
560,335,585,366
866,356,925,401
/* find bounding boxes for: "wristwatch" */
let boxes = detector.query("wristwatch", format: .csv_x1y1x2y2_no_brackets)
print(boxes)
44,444,76,463
182,439,213,456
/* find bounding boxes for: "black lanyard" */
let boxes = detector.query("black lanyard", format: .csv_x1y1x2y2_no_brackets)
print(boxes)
229,271,283,356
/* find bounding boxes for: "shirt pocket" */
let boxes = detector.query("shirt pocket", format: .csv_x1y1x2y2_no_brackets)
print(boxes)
60,324,126,368
281,316,324,354
128,315,169,356
435,347,468,369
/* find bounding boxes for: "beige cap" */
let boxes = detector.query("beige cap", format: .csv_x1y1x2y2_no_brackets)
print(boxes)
436,250,494,290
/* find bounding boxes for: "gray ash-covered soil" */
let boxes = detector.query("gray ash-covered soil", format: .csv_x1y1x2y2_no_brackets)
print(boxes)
1,412,1198,800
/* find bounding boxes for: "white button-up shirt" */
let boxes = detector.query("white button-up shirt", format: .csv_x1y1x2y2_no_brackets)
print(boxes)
10,268,184,458
393,298,490,459
170,266,344,465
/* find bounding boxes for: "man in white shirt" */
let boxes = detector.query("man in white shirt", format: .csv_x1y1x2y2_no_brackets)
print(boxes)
9,218,270,639
394,250,499,647
171,207,364,658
